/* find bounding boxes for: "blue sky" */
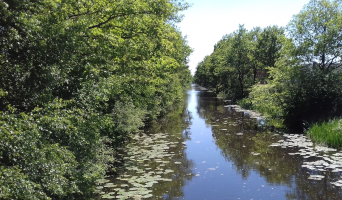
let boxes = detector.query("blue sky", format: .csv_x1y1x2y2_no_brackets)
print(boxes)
177,0,310,75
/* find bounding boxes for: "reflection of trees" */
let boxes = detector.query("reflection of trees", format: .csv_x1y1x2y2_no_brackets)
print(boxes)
195,90,342,200
152,154,194,200
285,168,342,200
196,91,225,124
142,93,195,199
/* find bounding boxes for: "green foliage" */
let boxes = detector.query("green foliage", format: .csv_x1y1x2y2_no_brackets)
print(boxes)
0,106,79,198
307,119,342,148
280,0,342,130
194,25,284,100
0,166,49,200
0,89,6,97
237,98,254,110
0,0,192,199
248,44,342,130
281,64,342,130
246,0,342,130
287,0,342,70
195,0,342,131
255,26,284,69
248,83,284,119
0,101,118,199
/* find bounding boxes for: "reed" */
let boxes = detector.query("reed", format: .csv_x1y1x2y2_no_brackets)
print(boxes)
306,119,342,148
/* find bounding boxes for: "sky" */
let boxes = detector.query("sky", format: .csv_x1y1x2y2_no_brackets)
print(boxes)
177,0,310,75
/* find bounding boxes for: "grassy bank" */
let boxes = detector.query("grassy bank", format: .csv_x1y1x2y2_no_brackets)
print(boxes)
238,95,342,148
306,119,342,149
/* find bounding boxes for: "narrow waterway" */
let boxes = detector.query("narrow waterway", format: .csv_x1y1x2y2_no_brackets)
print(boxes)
97,84,342,200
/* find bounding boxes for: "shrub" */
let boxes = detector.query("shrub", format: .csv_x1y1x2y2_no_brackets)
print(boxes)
247,83,284,119
237,98,254,110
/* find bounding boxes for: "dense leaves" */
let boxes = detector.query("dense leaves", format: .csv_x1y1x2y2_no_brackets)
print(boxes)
194,0,342,132
0,0,192,199
251,0,342,130
193,25,283,100
281,0,342,129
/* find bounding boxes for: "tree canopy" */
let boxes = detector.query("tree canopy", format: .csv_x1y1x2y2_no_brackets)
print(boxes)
0,0,192,199
194,0,342,131
194,25,284,100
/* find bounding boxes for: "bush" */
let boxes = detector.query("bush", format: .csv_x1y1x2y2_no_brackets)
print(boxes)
281,65,342,130
0,102,116,199
237,98,254,110
247,83,284,119
0,166,49,200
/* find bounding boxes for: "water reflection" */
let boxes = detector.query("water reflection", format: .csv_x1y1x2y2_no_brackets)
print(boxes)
188,84,342,200
144,93,195,199
97,85,342,200
96,92,195,200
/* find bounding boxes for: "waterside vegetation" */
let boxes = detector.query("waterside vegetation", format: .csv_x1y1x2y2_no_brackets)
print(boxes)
306,119,342,148
194,0,342,147
0,0,192,199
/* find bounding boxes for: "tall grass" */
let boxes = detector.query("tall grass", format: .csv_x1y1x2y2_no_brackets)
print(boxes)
306,119,342,148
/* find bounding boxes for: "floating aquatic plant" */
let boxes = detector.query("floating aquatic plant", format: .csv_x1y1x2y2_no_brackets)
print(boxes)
269,133,342,187
95,132,191,199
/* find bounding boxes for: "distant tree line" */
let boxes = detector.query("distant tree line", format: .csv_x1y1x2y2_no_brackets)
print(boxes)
194,25,284,100
194,0,342,131
0,0,192,199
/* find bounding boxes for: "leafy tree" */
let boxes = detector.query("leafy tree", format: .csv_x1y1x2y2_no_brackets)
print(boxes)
287,0,342,72
256,26,284,69
195,0,342,131
227,25,254,99
281,0,342,129
194,25,284,100
0,0,192,199
244,0,342,130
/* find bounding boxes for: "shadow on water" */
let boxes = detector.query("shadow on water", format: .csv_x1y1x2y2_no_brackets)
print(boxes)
95,91,195,200
142,93,195,199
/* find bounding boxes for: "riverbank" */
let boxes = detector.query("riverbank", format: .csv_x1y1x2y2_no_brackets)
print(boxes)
195,83,342,149
193,0,342,148
237,96,342,149
194,85,263,119
306,119,342,149
0,1,192,198
224,105,264,119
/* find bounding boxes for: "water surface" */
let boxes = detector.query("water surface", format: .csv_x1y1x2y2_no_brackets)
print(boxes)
98,84,342,200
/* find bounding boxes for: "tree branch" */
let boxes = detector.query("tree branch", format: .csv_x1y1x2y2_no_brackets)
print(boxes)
68,11,100,19
88,11,154,30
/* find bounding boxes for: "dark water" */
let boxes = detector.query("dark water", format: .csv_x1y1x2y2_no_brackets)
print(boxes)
98,84,342,200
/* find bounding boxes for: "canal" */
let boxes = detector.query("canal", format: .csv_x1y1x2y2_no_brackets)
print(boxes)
97,84,342,200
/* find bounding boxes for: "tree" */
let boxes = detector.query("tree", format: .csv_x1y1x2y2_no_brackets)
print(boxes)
247,0,342,130
224,25,254,99
0,0,192,199
256,26,284,69
287,0,342,72
282,0,342,129
194,25,284,100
